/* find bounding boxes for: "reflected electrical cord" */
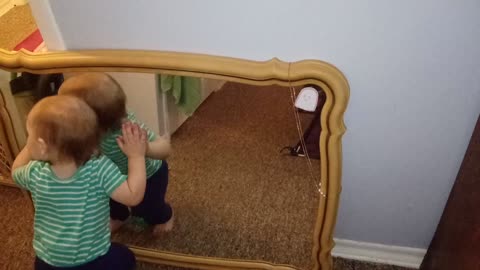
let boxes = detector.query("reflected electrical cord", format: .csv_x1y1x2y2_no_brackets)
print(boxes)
287,63,326,198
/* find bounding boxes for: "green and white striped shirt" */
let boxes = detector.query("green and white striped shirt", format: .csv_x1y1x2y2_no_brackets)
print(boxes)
100,111,161,178
13,155,126,267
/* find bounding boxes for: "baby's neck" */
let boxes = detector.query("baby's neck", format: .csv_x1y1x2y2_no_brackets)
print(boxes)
50,159,79,180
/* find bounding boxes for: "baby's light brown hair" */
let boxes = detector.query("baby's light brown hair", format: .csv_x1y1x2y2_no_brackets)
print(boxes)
28,95,99,165
58,73,126,132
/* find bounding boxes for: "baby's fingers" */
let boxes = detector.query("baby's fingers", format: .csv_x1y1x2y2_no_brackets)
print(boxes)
141,129,147,143
116,136,125,151
123,122,137,143
121,123,130,143
131,123,140,137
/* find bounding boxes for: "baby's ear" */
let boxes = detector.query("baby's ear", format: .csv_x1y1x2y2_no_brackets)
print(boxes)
37,138,48,156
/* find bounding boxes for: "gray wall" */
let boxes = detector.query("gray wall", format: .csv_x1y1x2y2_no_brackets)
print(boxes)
36,0,480,248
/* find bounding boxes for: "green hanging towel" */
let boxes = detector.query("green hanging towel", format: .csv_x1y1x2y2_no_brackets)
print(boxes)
158,74,202,116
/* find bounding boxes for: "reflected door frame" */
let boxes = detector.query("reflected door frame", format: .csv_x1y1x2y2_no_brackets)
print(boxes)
0,87,23,186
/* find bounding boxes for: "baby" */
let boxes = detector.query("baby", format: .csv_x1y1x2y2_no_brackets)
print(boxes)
58,73,174,234
11,95,147,270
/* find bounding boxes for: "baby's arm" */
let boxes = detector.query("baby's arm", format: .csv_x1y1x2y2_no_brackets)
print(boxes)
11,145,39,191
146,135,172,160
110,122,147,206
11,146,31,173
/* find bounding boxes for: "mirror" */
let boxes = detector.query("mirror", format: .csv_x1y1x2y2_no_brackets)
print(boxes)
0,49,349,270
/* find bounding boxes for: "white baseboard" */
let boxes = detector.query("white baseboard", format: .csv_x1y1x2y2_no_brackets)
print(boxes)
332,238,426,269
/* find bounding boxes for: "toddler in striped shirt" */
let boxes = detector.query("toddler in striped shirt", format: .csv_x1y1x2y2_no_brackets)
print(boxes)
12,95,147,269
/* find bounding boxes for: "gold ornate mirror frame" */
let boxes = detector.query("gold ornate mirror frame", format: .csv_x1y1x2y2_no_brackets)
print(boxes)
0,49,349,270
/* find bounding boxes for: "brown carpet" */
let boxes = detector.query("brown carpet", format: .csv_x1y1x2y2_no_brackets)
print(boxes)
136,259,413,270
0,4,37,50
0,186,35,270
0,82,413,270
